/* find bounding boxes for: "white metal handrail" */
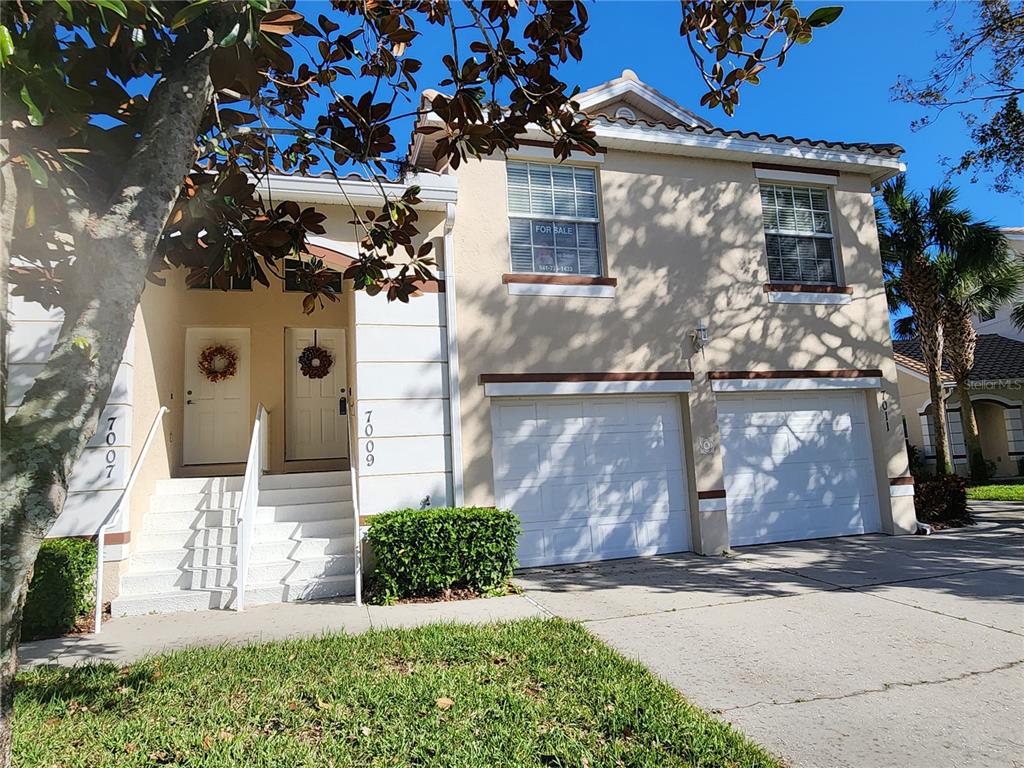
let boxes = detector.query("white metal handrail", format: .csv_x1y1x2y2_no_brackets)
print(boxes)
344,407,363,606
234,403,269,611
93,405,169,634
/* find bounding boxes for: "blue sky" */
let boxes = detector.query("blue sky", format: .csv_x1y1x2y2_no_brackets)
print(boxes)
382,0,1020,226
561,1,1019,226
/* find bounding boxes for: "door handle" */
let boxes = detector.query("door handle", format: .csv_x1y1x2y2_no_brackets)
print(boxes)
186,400,194,405
339,397,347,416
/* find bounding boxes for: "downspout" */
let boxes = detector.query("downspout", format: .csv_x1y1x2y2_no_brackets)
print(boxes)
442,201,466,506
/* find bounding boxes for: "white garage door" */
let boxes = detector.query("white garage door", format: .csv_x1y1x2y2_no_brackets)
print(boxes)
491,396,690,568
718,391,881,547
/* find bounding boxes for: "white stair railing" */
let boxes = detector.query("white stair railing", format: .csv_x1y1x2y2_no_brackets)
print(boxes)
344,406,363,606
93,405,169,634
235,403,269,612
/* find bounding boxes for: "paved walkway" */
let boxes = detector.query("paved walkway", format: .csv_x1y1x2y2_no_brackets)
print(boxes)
19,595,543,669
516,504,1024,768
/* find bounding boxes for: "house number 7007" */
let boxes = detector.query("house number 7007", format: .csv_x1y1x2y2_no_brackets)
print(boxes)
364,410,375,467
103,416,117,478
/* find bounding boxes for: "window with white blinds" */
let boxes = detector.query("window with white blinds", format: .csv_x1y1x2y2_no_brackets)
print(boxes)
759,183,838,285
506,161,602,276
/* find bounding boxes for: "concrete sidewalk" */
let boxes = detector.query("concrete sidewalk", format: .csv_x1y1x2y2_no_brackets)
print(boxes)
19,595,544,669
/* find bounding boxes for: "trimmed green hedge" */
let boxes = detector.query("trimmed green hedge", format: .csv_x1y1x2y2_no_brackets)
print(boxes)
366,507,520,604
915,474,971,527
22,538,97,641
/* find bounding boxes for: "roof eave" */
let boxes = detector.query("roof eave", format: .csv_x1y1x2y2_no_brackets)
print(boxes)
258,172,457,209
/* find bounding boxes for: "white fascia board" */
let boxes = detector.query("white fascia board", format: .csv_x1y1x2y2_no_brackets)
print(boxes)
711,377,882,393
505,144,605,164
574,80,712,129
258,172,457,209
754,167,838,186
484,380,693,397
591,120,906,185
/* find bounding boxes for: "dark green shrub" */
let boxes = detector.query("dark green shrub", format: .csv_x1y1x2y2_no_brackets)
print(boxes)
366,507,520,604
22,538,97,641
914,474,971,527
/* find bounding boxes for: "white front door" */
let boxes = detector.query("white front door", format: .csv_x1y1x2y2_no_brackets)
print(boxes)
183,327,251,465
491,395,690,568
285,328,348,461
717,391,881,547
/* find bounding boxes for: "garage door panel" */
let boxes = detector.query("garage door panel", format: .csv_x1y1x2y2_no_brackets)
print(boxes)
492,395,690,567
718,391,881,547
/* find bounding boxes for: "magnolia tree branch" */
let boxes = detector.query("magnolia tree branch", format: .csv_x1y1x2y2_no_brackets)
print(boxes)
0,34,217,763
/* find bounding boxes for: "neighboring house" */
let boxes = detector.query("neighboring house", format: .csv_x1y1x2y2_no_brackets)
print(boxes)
895,228,1024,477
971,228,1024,339
5,70,918,615
894,335,1024,477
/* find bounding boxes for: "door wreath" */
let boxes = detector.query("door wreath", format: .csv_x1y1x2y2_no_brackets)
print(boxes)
298,344,334,379
197,344,238,383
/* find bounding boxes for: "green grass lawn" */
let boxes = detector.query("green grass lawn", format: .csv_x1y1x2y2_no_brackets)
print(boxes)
967,482,1024,501
15,618,779,768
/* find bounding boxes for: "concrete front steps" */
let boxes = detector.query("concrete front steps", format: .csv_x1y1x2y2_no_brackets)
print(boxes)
111,470,356,617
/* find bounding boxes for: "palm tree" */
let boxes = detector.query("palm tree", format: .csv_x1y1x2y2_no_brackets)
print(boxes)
940,230,1021,480
878,177,994,476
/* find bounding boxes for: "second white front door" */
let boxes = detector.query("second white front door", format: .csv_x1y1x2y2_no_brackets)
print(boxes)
183,327,251,465
285,328,348,461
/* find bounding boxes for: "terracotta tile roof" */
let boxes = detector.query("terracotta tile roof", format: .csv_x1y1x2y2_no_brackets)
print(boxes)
593,113,904,157
893,335,1024,384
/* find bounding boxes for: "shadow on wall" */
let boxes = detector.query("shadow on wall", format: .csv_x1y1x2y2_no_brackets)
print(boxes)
457,163,896,515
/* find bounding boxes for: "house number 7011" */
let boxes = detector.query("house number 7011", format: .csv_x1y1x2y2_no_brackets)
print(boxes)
364,410,375,467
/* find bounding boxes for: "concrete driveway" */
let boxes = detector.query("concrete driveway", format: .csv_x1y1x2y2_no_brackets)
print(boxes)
516,504,1024,768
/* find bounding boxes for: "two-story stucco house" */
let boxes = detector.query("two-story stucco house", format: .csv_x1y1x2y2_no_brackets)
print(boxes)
5,71,918,616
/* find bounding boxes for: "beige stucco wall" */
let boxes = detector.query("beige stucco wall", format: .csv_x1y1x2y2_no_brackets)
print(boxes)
451,150,914,549
127,203,446,542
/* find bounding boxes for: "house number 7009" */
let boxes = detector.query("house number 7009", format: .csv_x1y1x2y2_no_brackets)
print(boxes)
364,410,375,467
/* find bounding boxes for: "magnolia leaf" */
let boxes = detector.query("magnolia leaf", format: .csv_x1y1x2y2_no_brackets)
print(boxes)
91,0,128,19
20,85,43,126
806,6,843,28
23,152,49,188
54,0,73,18
170,0,210,31
0,24,13,66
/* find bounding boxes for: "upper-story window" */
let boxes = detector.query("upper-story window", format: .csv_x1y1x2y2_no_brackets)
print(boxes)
759,183,837,284
978,309,996,323
188,272,252,291
506,161,601,276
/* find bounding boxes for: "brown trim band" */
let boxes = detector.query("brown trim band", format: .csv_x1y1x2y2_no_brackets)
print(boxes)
60,531,131,544
763,283,853,295
889,477,915,486
517,138,609,154
697,489,727,500
708,369,883,380
480,371,695,384
502,273,617,287
753,161,840,177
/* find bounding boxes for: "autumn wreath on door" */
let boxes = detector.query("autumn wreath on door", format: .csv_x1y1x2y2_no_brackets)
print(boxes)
298,339,334,379
197,344,239,383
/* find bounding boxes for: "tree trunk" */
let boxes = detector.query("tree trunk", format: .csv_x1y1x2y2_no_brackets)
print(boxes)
902,255,952,475
945,307,984,479
0,39,214,766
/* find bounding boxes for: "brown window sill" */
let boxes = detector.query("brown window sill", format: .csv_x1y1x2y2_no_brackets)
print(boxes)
503,273,618,287
763,283,853,294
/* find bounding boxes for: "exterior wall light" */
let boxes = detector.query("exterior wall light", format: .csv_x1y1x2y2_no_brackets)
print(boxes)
693,323,709,350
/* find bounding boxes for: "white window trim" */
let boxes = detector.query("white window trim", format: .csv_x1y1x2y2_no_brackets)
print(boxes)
767,291,851,305
507,282,615,299
506,160,605,279
761,182,839,286
484,379,692,397
711,377,881,392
